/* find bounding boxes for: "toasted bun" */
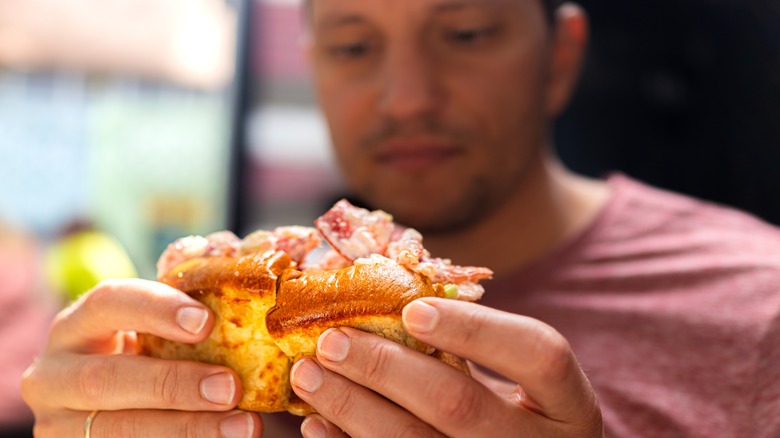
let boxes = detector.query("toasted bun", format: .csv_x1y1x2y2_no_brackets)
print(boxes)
138,251,293,412
139,199,488,415
268,256,443,358
137,251,459,414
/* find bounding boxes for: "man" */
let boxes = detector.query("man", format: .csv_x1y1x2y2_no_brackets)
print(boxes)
21,0,780,437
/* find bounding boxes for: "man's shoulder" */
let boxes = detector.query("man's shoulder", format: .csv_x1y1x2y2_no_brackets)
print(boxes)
603,173,780,255
490,173,780,301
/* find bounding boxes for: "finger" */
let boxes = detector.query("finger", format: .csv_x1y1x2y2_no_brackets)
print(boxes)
35,409,261,438
301,415,349,438
402,298,599,424
313,328,531,438
24,353,241,412
49,279,213,354
291,357,444,438
120,331,138,354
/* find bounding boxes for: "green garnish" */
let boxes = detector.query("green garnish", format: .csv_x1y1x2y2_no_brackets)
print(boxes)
443,284,459,299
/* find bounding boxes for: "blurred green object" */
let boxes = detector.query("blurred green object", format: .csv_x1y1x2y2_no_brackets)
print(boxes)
45,230,138,302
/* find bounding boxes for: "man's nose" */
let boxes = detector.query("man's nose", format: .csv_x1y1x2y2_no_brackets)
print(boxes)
378,46,444,121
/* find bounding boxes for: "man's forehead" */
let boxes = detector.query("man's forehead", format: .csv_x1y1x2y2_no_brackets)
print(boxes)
309,0,513,15
308,0,516,27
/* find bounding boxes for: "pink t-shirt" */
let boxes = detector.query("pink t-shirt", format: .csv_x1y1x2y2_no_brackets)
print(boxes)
480,174,780,437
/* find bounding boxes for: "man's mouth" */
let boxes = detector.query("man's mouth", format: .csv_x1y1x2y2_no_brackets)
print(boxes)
374,140,462,173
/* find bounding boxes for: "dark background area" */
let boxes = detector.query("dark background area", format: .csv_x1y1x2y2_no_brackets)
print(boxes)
556,0,780,224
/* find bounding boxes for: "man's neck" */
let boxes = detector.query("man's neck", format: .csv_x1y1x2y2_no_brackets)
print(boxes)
421,157,610,278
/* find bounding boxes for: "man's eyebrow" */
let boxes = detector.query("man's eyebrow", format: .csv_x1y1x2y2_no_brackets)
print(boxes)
315,13,367,31
430,0,485,13
313,1,491,31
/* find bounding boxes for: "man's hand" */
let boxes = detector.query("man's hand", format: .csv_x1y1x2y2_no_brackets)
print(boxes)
21,279,261,438
290,298,603,437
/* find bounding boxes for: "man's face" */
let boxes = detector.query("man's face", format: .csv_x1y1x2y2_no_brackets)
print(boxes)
308,0,554,232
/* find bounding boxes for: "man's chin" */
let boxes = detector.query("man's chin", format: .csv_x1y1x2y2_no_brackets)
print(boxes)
365,193,485,235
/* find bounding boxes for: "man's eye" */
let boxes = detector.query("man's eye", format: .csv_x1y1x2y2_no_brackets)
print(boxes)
329,42,370,59
448,26,498,45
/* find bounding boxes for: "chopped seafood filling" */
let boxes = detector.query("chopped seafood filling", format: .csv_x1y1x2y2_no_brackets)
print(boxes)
157,199,492,301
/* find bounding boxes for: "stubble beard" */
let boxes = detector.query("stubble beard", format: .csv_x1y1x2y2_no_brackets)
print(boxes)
353,138,541,237
343,117,482,232
356,171,521,237
337,114,540,235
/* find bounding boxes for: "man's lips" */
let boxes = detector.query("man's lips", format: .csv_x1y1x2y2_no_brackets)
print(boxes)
374,141,462,173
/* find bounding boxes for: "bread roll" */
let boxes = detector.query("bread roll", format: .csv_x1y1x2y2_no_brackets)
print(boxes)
138,251,459,414
139,199,488,415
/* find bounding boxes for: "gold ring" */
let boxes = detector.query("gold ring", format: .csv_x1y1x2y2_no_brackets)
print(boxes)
84,410,100,438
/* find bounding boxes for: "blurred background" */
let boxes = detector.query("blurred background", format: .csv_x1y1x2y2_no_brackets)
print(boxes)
557,0,780,225
0,0,778,436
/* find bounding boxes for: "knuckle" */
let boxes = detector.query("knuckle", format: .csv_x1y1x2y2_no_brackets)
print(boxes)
152,362,182,405
102,415,138,438
86,278,148,310
328,384,359,422
431,380,483,425
48,282,119,335
458,306,488,348
20,360,41,406
48,308,70,335
103,412,209,438
529,323,573,383
81,280,119,314
396,422,440,438
181,412,211,438
77,358,118,403
362,340,396,385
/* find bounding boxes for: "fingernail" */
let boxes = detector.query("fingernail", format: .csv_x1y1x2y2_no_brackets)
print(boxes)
176,306,208,335
201,373,235,405
301,416,327,438
220,411,254,438
403,300,439,334
317,329,350,362
291,359,323,393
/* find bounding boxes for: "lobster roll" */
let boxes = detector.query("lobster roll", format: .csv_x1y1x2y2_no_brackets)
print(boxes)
138,200,492,415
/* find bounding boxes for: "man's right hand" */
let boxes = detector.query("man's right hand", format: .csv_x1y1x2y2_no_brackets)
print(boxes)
21,278,262,438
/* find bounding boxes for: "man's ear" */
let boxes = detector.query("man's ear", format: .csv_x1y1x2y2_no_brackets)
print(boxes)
545,3,589,117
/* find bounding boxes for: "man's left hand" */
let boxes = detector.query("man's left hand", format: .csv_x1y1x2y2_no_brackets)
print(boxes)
290,297,603,437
